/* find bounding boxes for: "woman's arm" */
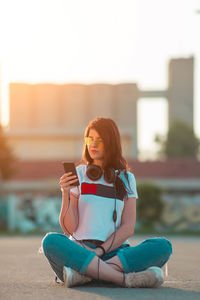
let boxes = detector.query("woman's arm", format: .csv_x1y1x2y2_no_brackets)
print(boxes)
98,197,137,255
59,191,79,235
59,172,79,235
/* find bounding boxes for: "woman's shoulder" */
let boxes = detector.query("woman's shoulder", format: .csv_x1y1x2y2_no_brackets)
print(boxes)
118,169,137,187
76,163,87,174
118,169,138,198
118,169,136,180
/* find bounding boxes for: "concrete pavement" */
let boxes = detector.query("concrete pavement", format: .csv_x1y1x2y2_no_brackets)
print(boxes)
0,235,199,300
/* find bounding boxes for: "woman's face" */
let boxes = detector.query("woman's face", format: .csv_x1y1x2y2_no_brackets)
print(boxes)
86,128,104,164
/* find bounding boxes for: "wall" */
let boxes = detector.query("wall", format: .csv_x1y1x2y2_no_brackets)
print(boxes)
1,189,200,233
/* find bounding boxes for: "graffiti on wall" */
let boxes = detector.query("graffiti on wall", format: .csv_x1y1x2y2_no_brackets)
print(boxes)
161,193,200,231
1,193,62,233
1,192,200,232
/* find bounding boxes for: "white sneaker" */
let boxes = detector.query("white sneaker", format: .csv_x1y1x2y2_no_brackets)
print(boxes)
125,266,164,288
63,266,92,288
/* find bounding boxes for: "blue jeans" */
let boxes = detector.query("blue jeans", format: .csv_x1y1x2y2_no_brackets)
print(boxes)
42,232,172,282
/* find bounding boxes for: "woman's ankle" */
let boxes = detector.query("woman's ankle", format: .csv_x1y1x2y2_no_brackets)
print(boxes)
85,256,125,286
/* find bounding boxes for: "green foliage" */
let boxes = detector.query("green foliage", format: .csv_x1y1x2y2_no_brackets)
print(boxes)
155,120,200,159
137,182,164,227
0,125,17,180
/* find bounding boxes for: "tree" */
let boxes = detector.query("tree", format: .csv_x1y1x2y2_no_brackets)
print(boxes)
0,125,17,180
155,120,200,159
137,182,164,227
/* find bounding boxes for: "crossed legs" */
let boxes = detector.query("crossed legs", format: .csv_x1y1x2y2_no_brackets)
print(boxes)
42,233,172,286
84,237,172,286
84,255,125,286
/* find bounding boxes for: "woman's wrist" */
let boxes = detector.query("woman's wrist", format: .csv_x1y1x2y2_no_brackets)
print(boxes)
62,189,70,198
95,247,104,257
95,245,106,258
95,248,103,257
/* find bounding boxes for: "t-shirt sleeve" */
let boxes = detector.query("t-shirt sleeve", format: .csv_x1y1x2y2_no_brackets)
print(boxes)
125,172,138,199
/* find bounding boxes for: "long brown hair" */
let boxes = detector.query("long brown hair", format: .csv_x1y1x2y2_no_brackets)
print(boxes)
78,117,133,199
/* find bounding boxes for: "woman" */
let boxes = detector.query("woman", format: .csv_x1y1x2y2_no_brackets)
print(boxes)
42,117,172,288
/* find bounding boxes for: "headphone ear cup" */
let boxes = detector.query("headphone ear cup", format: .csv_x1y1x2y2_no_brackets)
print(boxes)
86,164,103,180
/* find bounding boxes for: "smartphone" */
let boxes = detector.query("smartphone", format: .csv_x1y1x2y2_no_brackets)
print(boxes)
62,162,80,186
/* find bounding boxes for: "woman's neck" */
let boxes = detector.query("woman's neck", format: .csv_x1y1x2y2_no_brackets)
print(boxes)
93,159,103,167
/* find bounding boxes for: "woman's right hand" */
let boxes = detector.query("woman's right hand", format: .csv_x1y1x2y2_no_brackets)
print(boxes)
59,172,79,194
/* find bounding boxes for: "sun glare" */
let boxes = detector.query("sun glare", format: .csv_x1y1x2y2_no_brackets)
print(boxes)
0,0,200,148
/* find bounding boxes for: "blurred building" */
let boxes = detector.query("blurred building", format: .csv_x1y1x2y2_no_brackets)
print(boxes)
4,57,194,161
168,57,194,127
6,83,138,160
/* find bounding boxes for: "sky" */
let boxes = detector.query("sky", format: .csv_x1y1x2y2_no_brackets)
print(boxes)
0,0,200,159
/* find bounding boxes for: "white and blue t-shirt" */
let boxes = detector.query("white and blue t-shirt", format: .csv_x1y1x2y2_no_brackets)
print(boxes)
70,164,138,245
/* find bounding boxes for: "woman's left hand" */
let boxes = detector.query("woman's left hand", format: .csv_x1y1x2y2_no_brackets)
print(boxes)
73,240,102,256
83,244,103,257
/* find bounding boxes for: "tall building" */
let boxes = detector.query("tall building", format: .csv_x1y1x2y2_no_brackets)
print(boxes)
5,57,194,161
168,57,194,128
6,83,138,160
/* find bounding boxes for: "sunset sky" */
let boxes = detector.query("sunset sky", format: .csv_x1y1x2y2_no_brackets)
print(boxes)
0,0,199,159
